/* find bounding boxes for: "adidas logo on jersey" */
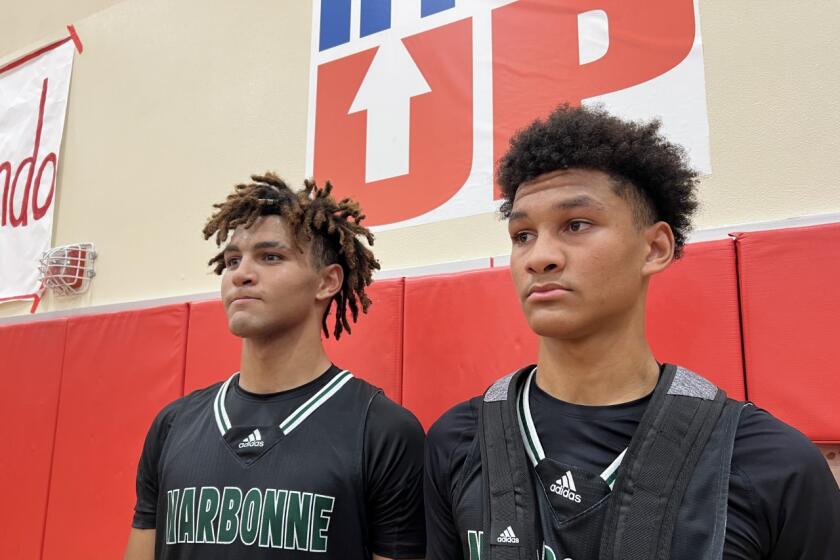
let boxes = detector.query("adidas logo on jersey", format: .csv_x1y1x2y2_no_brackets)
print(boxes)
238,429,264,448
496,526,520,544
550,470,582,503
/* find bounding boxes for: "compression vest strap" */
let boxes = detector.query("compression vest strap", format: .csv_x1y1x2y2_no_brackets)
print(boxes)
599,365,728,560
479,364,729,560
478,369,537,559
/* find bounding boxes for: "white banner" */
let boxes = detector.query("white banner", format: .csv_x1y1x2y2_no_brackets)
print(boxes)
0,38,76,302
307,0,710,230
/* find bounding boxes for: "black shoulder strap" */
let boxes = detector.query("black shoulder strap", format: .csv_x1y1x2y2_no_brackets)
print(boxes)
599,365,729,560
478,369,537,559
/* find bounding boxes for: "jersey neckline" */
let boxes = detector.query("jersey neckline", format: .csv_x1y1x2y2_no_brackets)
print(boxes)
517,367,626,488
529,371,656,421
231,364,342,402
212,368,354,436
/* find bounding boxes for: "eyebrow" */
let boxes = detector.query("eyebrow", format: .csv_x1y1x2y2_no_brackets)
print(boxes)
508,195,607,222
556,195,607,212
222,241,289,253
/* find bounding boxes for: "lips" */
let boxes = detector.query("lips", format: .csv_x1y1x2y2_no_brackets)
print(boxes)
527,282,571,301
228,295,261,306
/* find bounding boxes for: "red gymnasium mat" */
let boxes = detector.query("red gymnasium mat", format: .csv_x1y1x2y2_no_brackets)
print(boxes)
40,305,187,559
0,319,67,560
735,223,840,442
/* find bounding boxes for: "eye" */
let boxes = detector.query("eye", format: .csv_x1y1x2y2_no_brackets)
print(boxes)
567,220,592,233
511,231,534,245
225,256,241,269
263,253,284,263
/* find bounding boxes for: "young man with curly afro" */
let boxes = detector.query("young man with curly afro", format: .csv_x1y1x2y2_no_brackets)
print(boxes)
424,105,840,560
125,174,425,560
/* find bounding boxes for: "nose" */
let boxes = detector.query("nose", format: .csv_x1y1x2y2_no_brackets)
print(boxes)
525,233,565,274
230,256,257,287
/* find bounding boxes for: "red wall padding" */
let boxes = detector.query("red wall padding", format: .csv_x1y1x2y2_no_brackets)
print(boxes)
1,222,838,559
736,223,840,442
323,278,405,402
402,268,537,429
0,319,66,560
183,299,241,393
184,278,405,401
40,305,187,559
647,239,745,399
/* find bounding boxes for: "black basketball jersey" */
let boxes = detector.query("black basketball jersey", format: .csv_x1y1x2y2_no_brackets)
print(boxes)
449,368,627,560
133,367,424,559
425,365,840,560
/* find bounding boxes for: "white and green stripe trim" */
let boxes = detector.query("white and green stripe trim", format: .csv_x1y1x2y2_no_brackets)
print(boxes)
517,368,545,466
212,370,354,436
213,374,235,434
599,448,625,489
279,370,353,434
516,368,626,489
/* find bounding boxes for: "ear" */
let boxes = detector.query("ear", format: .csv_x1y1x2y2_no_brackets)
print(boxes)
315,263,344,302
641,221,675,278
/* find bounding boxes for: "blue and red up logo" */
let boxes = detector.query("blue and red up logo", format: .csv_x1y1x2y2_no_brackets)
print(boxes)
307,0,705,228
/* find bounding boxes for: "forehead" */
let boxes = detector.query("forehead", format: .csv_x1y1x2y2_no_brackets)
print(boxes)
228,215,292,246
508,169,633,224
515,168,615,200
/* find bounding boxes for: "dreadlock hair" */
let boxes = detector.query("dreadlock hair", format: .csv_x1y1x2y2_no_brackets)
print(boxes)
203,172,380,339
497,104,700,258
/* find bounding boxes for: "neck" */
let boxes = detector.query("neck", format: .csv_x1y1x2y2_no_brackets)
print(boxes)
535,310,659,406
238,322,332,394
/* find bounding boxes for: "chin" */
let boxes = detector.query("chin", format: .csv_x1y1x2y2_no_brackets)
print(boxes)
227,316,263,339
526,313,586,340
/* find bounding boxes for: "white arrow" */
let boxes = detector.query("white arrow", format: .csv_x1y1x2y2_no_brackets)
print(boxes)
349,37,431,183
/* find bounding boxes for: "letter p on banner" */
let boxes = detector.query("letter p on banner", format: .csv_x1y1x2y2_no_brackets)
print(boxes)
0,37,76,304
492,0,708,198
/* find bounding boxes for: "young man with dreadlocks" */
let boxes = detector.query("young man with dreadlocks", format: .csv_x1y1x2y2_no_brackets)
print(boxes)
424,105,840,560
125,174,426,560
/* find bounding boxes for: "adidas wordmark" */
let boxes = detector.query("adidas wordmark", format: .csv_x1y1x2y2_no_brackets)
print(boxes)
549,470,582,503
238,428,265,449
497,526,520,544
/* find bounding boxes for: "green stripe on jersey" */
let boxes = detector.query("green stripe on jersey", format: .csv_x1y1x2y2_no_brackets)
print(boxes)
280,370,353,434
212,370,354,437
517,368,627,485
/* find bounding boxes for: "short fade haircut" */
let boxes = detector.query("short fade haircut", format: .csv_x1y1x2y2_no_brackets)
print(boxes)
203,173,380,339
497,104,699,257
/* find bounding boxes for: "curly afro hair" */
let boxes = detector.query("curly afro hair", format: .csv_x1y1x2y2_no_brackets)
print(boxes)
203,173,380,339
497,104,699,257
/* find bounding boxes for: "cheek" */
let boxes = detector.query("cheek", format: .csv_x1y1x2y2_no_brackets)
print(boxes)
509,260,530,295
271,269,320,300
589,248,644,299
220,272,234,297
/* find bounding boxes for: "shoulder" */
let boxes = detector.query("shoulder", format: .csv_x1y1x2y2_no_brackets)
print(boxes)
362,394,425,493
733,404,827,475
426,398,480,469
731,403,836,515
424,398,482,511
346,372,424,439
136,384,222,471
428,399,479,447
147,382,222,434
729,403,840,555
365,391,425,441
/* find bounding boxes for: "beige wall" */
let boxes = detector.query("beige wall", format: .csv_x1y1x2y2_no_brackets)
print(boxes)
1,0,314,316
0,0,839,317
0,0,125,59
